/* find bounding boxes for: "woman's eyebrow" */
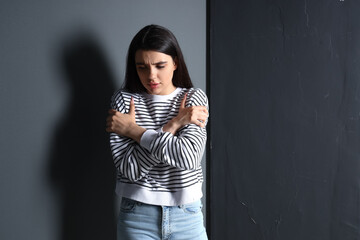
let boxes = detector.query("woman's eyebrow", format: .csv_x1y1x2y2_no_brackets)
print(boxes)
152,61,167,65
135,61,168,65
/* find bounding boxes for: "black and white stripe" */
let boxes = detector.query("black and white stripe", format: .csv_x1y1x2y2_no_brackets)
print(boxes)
110,88,208,192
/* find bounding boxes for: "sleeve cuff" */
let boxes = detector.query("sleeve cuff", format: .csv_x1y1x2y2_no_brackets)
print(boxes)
140,129,162,151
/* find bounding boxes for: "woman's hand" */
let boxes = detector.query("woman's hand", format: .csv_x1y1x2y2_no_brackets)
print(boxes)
163,94,208,135
106,97,145,143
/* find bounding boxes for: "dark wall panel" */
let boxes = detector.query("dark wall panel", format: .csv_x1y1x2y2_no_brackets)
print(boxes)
209,0,360,239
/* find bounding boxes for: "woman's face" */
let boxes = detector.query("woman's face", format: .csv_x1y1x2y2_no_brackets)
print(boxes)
135,50,177,95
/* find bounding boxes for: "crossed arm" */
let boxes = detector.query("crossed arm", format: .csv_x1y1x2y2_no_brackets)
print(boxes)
106,93,208,141
106,91,209,182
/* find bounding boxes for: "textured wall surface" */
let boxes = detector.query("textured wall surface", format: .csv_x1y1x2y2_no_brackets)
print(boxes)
209,0,360,239
0,1,206,239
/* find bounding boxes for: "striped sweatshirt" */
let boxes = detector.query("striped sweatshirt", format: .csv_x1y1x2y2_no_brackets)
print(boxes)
110,87,208,206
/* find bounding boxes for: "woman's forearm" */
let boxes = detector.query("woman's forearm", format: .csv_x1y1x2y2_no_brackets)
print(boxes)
124,123,147,143
162,117,182,135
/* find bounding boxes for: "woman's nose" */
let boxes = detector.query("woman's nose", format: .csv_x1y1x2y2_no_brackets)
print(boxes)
149,68,156,79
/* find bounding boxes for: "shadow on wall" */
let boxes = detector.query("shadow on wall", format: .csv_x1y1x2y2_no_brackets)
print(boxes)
49,33,117,240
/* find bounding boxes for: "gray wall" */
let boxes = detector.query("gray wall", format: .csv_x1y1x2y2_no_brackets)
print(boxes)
0,1,206,239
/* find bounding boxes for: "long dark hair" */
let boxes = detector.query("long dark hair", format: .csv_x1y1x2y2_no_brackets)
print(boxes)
123,24,193,93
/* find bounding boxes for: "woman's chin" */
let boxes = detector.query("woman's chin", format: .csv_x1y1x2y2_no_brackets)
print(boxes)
147,87,164,95
146,85,176,95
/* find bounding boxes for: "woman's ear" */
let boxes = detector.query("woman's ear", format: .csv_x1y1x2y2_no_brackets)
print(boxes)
173,57,178,70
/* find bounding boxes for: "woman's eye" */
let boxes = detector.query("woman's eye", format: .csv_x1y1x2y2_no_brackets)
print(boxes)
137,66,146,70
156,65,165,69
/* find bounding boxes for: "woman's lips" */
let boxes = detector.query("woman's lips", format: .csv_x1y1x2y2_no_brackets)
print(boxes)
149,83,159,89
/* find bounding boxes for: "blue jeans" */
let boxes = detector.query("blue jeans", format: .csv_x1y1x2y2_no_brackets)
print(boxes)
117,197,208,240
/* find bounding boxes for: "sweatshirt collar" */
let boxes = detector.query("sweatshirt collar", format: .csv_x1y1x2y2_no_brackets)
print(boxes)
142,87,182,101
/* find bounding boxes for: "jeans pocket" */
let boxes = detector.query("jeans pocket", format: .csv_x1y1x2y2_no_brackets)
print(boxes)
180,201,203,214
120,197,138,213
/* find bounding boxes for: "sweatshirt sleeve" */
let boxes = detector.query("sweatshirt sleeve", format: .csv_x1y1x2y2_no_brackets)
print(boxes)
109,90,161,182
140,88,208,170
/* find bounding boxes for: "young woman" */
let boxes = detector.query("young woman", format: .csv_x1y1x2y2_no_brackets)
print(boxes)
106,24,209,240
